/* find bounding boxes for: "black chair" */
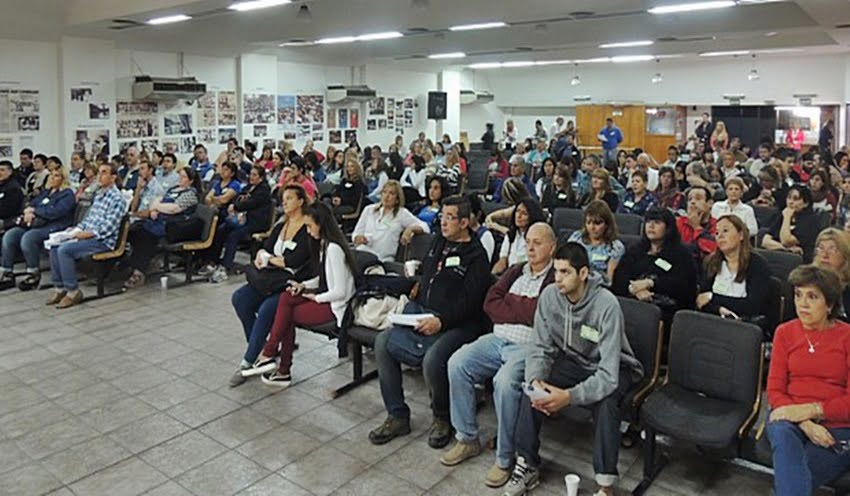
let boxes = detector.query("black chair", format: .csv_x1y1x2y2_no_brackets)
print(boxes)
752,206,778,230
481,201,506,218
634,310,763,495
317,181,335,199
621,234,643,252
162,205,218,285
248,206,279,258
79,215,131,301
552,208,584,237
614,213,643,236
762,276,785,338
465,161,490,195
754,248,802,282
617,298,664,425
406,232,434,262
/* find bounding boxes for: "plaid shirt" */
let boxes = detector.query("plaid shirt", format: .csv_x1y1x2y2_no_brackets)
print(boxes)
78,185,127,250
493,261,553,344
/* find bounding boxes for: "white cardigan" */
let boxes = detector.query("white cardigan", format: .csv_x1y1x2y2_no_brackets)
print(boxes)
304,242,356,326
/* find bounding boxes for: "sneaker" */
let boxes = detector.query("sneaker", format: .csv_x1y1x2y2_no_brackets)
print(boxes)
502,456,539,496
260,370,292,389
197,264,217,277
229,368,248,387
241,357,279,377
485,463,512,488
209,266,229,283
368,416,411,445
428,418,454,449
0,272,15,291
440,439,481,466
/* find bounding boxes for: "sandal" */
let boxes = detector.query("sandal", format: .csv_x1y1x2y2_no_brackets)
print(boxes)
17,274,41,291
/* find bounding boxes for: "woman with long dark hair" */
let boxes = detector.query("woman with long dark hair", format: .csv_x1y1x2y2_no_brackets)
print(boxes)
492,198,546,274
255,202,357,388
541,164,576,212
417,175,448,229
762,184,821,262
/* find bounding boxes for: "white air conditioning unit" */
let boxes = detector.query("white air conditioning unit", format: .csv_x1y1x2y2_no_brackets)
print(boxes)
460,89,494,105
132,76,207,101
326,85,377,104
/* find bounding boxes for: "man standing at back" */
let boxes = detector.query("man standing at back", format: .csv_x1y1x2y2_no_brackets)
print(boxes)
598,118,623,169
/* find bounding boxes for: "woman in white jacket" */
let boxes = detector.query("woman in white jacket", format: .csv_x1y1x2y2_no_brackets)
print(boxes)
352,180,429,262
255,202,358,388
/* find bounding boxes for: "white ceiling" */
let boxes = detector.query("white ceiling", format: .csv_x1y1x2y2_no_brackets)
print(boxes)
3,0,850,68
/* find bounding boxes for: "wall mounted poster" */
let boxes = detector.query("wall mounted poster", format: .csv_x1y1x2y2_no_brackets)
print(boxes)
344,129,357,144
0,89,41,133
163,114,193,135
327,109,337,129
338,109,348,129
277,95,295,126
243,94,275,124
116,101,159,139
218,91,237,126
368,97,385,116
329,130,341,144
198,91,217,127
367,119,376,131
297,95,324,126
74,129,110,156
350,109,359,129
0,138,12,158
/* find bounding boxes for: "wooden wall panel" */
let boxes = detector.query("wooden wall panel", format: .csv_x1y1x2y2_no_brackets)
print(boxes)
576,104,646,152
645,135,677,163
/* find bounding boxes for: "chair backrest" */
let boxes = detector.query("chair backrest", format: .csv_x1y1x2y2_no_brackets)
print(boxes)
618,297,663,385
407,232,435,262
467,162,489,191
317,181,334,199
764,276,785,336
754,248,802,283
552,208,584,236
481,201,506,217
73,202,91,225
614,212,643,236
195,204,218,243
752,206,778,229
621,233,643,252
668,310,763,406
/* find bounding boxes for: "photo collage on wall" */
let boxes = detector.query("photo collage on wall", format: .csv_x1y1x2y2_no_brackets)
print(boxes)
296,95,325,142
116,101,161,154
70,86,110,158
326,106,359,144
0,89,42,157
196,91,217,146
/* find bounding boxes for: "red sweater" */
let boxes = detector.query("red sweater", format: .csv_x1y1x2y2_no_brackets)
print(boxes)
676,216,717,259
767,319,850,428
483,263,555,326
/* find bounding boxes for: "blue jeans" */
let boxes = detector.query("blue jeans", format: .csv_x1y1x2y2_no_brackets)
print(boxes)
602,148,618,169
49,239,108,291
374,300,480,420
768,420,850,496
2,226,55,271
220,225,253,269
448,334,529,468
231,284,280,364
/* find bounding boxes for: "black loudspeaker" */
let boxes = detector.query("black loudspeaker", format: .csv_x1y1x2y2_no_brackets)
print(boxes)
427,91,447,120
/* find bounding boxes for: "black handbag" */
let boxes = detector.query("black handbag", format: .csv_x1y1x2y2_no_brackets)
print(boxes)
245,264,294,296
165,215,204,243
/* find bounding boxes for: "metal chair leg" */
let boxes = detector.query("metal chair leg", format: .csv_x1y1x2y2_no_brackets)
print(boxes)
632,427,669,496
331,342,378,398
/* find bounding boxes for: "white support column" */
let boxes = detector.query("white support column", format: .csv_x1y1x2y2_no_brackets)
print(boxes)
437,70,461,141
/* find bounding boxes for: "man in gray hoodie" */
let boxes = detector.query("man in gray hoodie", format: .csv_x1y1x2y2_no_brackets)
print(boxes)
502,242,643,496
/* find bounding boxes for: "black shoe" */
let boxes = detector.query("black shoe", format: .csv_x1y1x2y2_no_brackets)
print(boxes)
0,273,15,291
368,416,411,445
427,417,454,449
17,274,41,291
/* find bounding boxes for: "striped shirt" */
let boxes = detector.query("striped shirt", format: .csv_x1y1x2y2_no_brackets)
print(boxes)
78,185,128,250
493,261,553,344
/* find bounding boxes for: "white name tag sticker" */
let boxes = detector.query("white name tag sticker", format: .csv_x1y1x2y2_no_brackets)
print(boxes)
283,240,297,251
580,325,600,343
0,193,5,199
445,256,461,267
654,258,672,272
558,193,567,200
624,201,634,208
345,183,353,188
41,198,50,205
591,253,608,262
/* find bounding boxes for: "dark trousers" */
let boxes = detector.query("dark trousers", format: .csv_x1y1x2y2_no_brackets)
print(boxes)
127,222,162,273
515,357,632,487
208,223,254,269
374,300,479,420
231,284,280,364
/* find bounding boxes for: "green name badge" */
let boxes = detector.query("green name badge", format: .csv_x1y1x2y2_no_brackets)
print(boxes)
580,324,600,343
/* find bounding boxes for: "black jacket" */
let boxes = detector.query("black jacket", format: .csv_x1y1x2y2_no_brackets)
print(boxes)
541,184,576,211
333,178,367,209
262,222,317,282
416,231,492,330
234,181,272,233
0,177,24,228
613,241,697,312
698,252,771,318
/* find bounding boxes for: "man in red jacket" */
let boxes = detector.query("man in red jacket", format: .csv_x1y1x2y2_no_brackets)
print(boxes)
676,185,716,261
439,222,556,489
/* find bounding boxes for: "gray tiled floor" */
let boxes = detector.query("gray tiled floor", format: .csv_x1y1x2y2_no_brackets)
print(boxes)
0,276,783,495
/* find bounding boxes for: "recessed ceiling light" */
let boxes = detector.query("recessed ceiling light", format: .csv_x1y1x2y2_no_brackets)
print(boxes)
599,40,654,48
279,39,314,47
574,57,611,63
315,36,358,45
648,1,735,15
501,61,535,67
428,52,466,59
357,31,404,41
699,50,750,57
469,62,503,69
764,31,777,37
755,48,804,54
535,59,573,66
449,21,507,31
228,0,291,11
296,4,311,21
147,14,192,25
611,55,655,63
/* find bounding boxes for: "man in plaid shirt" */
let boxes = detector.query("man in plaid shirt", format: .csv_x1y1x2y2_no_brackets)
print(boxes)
47,163,127,309
440,222,556,488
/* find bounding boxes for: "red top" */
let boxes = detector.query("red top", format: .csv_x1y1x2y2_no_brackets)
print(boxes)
786,129,805,151
676,216,717,258
767,319,850,428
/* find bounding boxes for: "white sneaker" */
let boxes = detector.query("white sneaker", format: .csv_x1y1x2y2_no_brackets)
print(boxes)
197,264,217,277
209,266,229,283
502,456,539,496
241,357,279,377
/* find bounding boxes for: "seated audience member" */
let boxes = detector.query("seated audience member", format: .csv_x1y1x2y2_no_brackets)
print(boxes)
75,162,99,202
813,228,850,321
417,175,448,229
255,146,275,172
0,167,76,291
330,159,367,219
205,161,242,219
718,150,745,180
369,196,492,448
809,168,838,217
124,168,202,289
766,265,850,496
577,154,624,200
837,175,850,228
25,153,49,199
676,186,717,261
190,144,214,181
568,200,625,283
436,147,463,192
400,154,428,202
68,152,84,189
205,165,274,282
251,202,357,388
128,160,164,221
534,158,556,199
492,198,546,275
526,139,550,174
580,168,619,213
762,185,820,263
441,223,555,486
46,164,128,308
502,242,643,496
711,176,758,237
156,153,180,191
654,166,684,212
697,215,770,320
16,149,34,185
120,147,141,191
322,149,344,185
488,149,510,180
230,184,315,386
365,153,390,203
493,156,536,203
468,194,496,262
618,169,657,216
352,180,429,262
541,164,576,212
386,148,405,181
0,160,24,233
614,207,697,313
750,165,787,209
280,157,318,201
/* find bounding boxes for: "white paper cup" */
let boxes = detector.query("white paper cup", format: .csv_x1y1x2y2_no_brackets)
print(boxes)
259,252,272,268
160,276,168,290
564,474,580,496
404,260,421,278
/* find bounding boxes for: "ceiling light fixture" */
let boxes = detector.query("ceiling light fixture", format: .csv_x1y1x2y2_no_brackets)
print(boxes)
296,4,312,21
449,21,507,31
228,0,292,12
357,31,404,41
748,54,760,81
599,40,654,48
315,36,358,44
147,14,192,25
279,40,314,47
571,63,581,86
651,58,663,83
535,59,572,66
648,1,735,14
699,50,750,57
469,62,503,69
428,52,466,59
611,55,655,63
501,61,535,68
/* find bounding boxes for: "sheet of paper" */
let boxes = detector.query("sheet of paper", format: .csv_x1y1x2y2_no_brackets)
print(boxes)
388,313,435,327
597,133,608,142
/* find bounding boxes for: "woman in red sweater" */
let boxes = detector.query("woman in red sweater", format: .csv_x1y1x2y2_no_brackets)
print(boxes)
767,264,850,496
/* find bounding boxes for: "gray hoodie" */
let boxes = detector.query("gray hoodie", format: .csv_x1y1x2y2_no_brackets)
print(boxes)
525,272,643,406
